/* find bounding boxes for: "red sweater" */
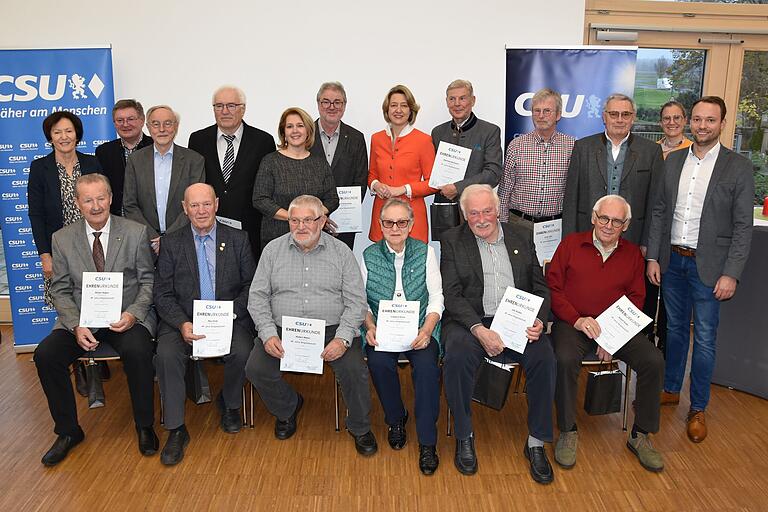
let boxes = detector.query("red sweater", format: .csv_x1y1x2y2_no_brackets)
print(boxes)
546,230,646,325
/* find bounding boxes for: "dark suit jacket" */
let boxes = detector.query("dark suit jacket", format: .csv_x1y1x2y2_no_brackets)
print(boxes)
562,133,664,246
153,221,256,335
123,143,206,239
95,134,153,215
188,122,275,260
440,222,550,332
28,151,101,255
647,145,754,287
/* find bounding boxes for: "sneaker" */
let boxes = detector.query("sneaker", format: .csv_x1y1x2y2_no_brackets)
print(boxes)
554,430,578,469
626,433,664,472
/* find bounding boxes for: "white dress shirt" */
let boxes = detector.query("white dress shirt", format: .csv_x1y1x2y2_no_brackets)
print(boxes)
216,123,244,167
671,143,720,249
85,215,111,261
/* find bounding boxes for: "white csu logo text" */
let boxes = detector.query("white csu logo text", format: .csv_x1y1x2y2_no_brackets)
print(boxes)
0,74,105,102
514,93,584,119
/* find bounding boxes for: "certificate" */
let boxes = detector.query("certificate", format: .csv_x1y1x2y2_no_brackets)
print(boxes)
490,287,544,354
595,295,653,355
280,316,325,374
216,216,242,230
79,272,123,328
428,141,471,188
533,219,562,266
375,300,419,352
329,186,362,233
192,300,234,358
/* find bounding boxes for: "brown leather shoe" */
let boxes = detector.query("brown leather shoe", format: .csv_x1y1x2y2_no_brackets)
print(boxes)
660,391,680,406
687,410,707,443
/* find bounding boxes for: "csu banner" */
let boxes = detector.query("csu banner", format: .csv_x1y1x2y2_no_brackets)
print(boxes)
0,47,115,350
505,47,637,145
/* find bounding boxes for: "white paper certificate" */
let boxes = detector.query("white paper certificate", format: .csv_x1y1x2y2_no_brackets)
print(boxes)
375,300,419,352
192,300,234,358
533,219,562,266
79,272,123,328
280,316,326,374
428,141,471,188
595,295,653,355
490,287,544,354
329,186,362,233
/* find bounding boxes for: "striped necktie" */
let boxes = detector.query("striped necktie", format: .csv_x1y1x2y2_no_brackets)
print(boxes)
92,232,105,272
222,134,235,183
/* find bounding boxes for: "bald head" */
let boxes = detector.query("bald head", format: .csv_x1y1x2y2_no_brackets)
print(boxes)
183,183,219,234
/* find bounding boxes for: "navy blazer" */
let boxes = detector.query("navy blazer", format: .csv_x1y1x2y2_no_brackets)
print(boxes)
27,150,101,255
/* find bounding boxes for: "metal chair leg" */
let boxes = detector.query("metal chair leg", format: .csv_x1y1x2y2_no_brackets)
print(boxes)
622,364,632,431
334,379,340,432
446,407,452,437
242,386,248,426
249,384,255,428
513,365,523,393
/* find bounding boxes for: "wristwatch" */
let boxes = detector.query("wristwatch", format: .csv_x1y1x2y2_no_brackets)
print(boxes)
339,338,351,349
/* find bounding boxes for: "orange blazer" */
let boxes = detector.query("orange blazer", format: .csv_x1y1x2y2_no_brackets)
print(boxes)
368,127,437,243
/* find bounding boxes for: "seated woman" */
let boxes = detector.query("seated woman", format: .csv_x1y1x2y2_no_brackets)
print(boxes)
360,198,443,475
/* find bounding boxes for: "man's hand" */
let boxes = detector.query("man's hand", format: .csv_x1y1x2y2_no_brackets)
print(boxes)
646,260,661,286
472,325,505,357
439,183,458,200
596,345,612,362
526,318,544,342
109,312,136,333
180,321,205,345
365,326,377,347
40,253,53,279
263,336,284,358
74,326,99,351
575,317,601,339
410,327,433,351
321,338,347,362
714,275,737,301
150,236,161,255
325,217,338,235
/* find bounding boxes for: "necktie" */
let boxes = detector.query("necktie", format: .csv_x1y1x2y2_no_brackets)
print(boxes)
92,232,105,272
222,134,235,184
196,234,215,300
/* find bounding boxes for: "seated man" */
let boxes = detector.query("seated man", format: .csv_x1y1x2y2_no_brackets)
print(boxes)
441,184,556,484
153,183,256,466
33,173,157,466
246,195,377,456
546,194,664,472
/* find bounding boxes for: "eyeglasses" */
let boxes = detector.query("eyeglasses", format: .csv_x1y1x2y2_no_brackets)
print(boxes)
595,214,628,228
319,99,345,109
605,111,635,120
115,116,140,125
661,115,684,123
381,219,410,229
532,108,554,117
213,103,244,112
149,121,176,129
288,215,322,226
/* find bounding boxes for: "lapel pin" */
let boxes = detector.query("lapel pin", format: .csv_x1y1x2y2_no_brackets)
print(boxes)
219,242,225,251
514,249,519,255
116,237,122,241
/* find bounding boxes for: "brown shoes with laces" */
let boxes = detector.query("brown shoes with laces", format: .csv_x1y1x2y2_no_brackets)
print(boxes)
687,410,707,443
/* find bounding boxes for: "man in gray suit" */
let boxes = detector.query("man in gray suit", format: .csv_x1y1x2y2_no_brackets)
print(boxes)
154,183,256,466
646,96,754,444
33,173,157,466
124,104,205,254
562,93,664,247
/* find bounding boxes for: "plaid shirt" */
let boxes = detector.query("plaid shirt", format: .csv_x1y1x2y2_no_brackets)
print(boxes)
498,130,575,221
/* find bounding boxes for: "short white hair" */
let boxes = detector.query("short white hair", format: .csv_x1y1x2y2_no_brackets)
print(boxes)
212,85,246,105
288,195,324,218
459,184,499,216
593,194,632,220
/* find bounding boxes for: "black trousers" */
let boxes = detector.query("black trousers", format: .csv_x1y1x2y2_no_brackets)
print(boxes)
551,320,663,434
442,318,556,442
33,325,155,437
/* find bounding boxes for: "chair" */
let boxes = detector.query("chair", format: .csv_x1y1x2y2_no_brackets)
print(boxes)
77,342,121,409
183,356,254,428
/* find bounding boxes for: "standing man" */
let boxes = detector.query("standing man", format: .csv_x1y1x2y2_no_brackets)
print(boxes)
310,81,368,250
562,93,664,247
188,85,275,260
497,88,576,228
647,96,754,443
154,183,256,465
124,105,205,254
431,79,502,239
33,174,157,466
96,99,153,216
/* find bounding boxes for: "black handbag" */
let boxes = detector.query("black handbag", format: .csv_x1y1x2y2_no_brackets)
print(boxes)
185,358,212,405
583,362,623,415
472,357,515,410
430,202,461,241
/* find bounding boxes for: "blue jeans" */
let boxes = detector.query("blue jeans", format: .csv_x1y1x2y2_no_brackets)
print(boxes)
662,251,721,411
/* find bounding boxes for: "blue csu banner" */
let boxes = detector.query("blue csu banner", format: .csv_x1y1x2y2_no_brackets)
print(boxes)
0,47,115,349
505,47,637,145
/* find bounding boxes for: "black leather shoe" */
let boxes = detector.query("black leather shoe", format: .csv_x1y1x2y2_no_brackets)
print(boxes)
98,361,111,380
387,411,408,450
41,431,85,466
217,392,242,434
160,427,190,466
419,444,439,475
275,393,303,440
136,426,159,456
349,430,378,456
454,436,478,475
523,442,554,485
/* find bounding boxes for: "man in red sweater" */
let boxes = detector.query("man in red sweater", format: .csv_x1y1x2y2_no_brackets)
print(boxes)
546,194,664,473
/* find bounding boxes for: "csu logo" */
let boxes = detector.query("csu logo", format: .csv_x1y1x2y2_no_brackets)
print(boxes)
93,139,109,146
8,239,25,247
514,93,587,119
25,273,43,280
14,285,32,292
29,295,44,303
9,155,26,163
4,216,23,224
21,250,37,257
11,262,29,270
41,305,56,313
19,143,38,150
0,144,13,151
18,227,32,235
15,204,29,211
32,317,48,324
0,168,15,176
17,307,34,315
2,192,20,200
12,179,28,188
0,74,106,101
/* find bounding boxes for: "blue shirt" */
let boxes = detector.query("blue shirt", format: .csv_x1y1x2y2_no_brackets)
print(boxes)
192,222,217,294
153,144,174,233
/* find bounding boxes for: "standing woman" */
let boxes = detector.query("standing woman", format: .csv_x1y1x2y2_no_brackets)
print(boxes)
252,107,339,249
369,85,437,244
657,100,692,159
360,198,443,475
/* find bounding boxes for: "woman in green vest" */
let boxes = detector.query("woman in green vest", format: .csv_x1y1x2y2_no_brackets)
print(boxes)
360,198,443,476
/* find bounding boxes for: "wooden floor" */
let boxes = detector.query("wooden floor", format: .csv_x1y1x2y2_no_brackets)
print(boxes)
1,325,767,511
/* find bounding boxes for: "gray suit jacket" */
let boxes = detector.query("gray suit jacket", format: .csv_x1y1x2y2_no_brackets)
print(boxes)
123,143,206,239
647,145,754,286
562,133,664,246
49,215,157,336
